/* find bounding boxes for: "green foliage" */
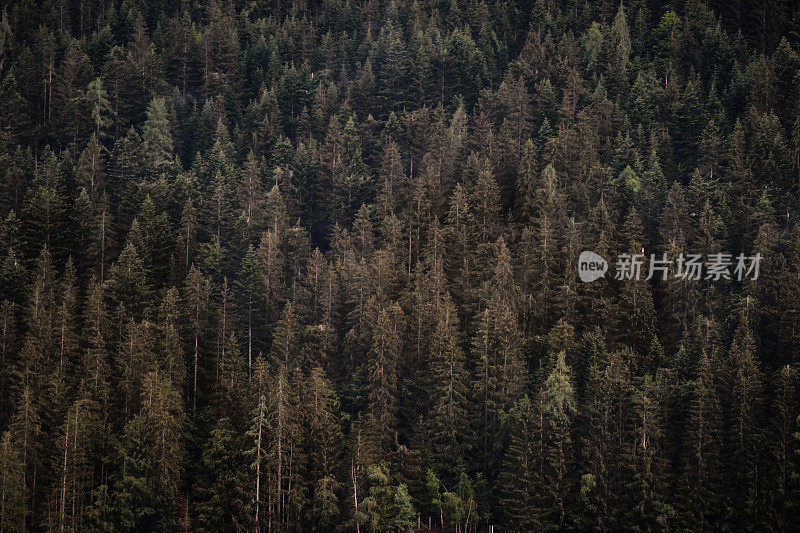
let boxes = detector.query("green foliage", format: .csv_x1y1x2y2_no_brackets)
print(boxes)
1,1,799,532
392,483,415,533
0,430,26,530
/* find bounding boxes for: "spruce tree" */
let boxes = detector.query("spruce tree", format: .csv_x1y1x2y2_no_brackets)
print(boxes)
183,265,209,410
366,300,403,445
725,310,766,529
427,293,470,476
582,349,634,530
498,394,545,532
542,350,577,527
0,430,26,531
680,348,724,527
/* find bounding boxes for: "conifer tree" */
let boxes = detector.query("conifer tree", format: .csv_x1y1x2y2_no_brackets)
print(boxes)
268,364,300,529
238,150,265,238
768,365,796,530
10,384,40,521
366,300,404,444
542,350,577,527
110,369,184,530
428,293,470,476
392,483,415,533
1,2,800,530
76,133,106,198
270,301,300,370
628,374,673,529
471,295,526,479
725,310,766,528
498,394,545,532
106,240,150,319
680,348,724,527
527,163,565,331
23,149,66,260
159,288,185,389
0,430,26,531
300,366,340,486
183,265,209,410
467,155,501,248
237,245,264,374
52,393,99,533
616,208,656,363
194,415,252,530
81,277,110,403
582,349,634,530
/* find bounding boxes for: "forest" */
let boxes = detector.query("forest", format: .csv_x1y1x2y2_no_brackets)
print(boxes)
1,0,800,531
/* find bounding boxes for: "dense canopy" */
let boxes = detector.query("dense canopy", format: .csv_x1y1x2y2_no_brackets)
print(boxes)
1,0,800,531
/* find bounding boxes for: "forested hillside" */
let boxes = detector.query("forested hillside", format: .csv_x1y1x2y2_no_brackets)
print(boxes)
2,0,800,531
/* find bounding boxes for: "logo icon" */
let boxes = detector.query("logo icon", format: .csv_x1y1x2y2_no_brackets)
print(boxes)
578,251,608,283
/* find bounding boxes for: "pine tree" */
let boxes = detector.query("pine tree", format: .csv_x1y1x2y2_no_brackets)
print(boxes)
81,277,110,403
680,348,724,527
526,163,565,331
52,393,99,533
498,394,545,532
377,22,410,115
117,318,157,423
428,293,470,476
86,77,112,139
238,150,265,238
331,117,371,228
366,300,403,444
311,475,340,532
55,258,79,394
23,148,66,260
26,246,58,365
76,133,106,198
516,139,538,223
495,76,534,201
660,181,692,348
177,195,198,275
542,350,577,527
248,358,269,530
237,245,264,374
769,365,797,531
270,301,300,370
609,1,632,96
10,384,40,521
195,416,252,530
268,364,300,529
471,295,526,480
183,265,209,410
300,366,340,488
582,349,634,530
444,183,476,314
216,331,247,418
159,288,185,389
392,483,415,533
258,228,285,325
616,208,656,364
467,155,501,247
0,299,17,418
106,240,150,319
725,310,766,528
121,370,184,527
88,192,114,283
628,374,674,529
0,430,26,531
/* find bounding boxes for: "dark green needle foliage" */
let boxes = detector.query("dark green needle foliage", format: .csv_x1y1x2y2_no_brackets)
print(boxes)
0,0,799,531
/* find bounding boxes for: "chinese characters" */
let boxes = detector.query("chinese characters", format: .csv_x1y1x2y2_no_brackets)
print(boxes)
611,252,761,281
